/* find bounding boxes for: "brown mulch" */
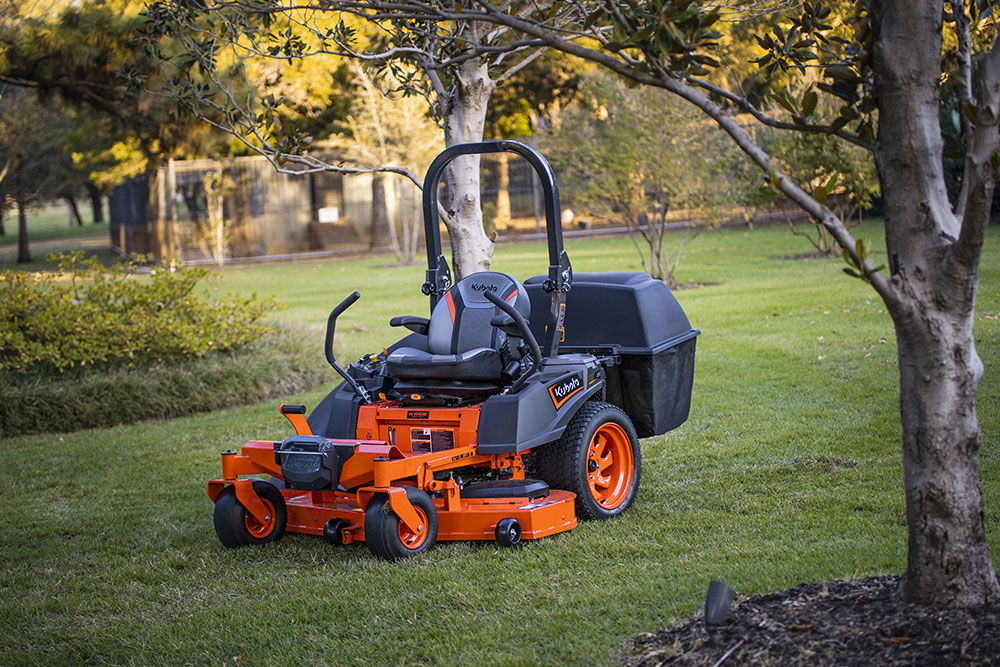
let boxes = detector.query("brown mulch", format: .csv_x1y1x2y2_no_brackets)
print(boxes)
625,575,1000,666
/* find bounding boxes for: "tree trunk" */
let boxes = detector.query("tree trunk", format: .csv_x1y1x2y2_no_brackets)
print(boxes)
371,172,390,250
87,182,104,224
870,0,999,606
17,201,31,265
893,307,997,606
15,164,31,264
495,151,512,228
440,54,495,279
0,203,5,236
64,194,84,227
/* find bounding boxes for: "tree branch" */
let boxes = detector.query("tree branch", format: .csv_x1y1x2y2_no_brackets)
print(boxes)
952,29,1000,274
447,0,892,301
689,78,874,151
950,0,976,221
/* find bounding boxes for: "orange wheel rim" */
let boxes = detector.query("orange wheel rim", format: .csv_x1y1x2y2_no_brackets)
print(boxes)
398,506,429,549
586,422,634,510
244,498,276,538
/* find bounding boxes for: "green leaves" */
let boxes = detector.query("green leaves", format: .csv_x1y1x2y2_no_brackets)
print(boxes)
751,2,875,144
0,253,281,374
598,0,724,78
812,173,838,204
841,238,885,281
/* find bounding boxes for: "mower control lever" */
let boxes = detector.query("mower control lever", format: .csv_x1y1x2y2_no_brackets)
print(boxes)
483,290,542,393
325,291,371,403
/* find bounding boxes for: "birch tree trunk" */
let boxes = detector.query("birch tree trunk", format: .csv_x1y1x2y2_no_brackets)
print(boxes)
370,172,390,250
439,54,495,279
496,151,512,228
869,0,1000,606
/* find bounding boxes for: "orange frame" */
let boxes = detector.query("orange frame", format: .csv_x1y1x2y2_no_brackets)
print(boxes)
206,403,578,546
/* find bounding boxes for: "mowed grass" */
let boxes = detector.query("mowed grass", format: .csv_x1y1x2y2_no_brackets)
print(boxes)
0,203,110,246
1,222,998,665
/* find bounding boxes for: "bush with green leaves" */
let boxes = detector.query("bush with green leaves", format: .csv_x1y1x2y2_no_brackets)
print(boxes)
0,253,281,372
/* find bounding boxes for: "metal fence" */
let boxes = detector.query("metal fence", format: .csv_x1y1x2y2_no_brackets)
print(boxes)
109,151,562,264
108,150,795,264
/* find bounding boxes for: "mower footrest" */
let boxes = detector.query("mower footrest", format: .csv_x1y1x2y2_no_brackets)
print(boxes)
461,478,549,500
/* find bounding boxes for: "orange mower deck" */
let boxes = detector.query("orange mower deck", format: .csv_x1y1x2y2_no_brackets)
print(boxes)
207,402,579,554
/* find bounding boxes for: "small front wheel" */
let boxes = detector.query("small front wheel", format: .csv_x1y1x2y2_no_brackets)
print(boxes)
364,486,438,561
495,517,522,547
324,518,348,546
213,480,287,548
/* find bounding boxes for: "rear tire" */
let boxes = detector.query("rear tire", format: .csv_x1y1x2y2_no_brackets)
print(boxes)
537,401,641,520
213,480,287,548
364,486,438,561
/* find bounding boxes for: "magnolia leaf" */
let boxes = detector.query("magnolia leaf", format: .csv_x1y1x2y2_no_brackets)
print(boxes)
773,91,797,115
583,7,604,29
843,267,862,278
813,184,828,204
825,64,861,84
802,90,818,118
856,238,869,261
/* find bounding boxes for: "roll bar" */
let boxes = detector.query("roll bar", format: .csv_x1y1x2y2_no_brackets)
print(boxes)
420,140,572,357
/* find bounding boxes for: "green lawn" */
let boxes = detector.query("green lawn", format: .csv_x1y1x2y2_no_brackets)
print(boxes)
1,222,997,665
0,203,109,246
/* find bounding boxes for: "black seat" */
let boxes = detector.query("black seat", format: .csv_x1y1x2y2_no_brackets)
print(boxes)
386,272,530,386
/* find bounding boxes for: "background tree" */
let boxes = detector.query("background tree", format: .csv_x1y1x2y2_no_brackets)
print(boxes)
760,123,880,255
541,70,748,287
0,88,75,262
394,0,1000,606
324,62,444,262
140,0,584,278
484,50,586,231
0,0,252,235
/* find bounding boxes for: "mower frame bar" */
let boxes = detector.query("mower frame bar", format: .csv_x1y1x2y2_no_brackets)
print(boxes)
421,140,572,357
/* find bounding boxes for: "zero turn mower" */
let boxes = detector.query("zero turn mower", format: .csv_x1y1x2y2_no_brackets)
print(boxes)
208,141,700,560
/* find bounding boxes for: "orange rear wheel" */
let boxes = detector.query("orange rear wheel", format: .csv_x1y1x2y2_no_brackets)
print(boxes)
586,422,635,510
536,401,641,520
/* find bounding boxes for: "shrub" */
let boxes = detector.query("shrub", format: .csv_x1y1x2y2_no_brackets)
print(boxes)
0,253,281,373
0,321,335,437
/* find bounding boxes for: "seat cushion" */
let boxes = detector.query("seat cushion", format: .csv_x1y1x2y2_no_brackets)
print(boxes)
386,346,503,381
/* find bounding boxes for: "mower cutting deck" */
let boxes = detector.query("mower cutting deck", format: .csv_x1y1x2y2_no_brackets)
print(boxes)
207,141,699,560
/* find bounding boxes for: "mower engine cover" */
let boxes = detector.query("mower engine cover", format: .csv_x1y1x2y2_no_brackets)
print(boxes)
274,435,354,491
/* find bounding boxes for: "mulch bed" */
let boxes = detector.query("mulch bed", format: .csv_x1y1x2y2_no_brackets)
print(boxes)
625,575,1000,665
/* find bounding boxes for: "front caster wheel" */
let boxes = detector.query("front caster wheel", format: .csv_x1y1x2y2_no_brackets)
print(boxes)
537,401,641,521
495,517,522,547
364,486,438,561
213,480,287,548
324,518,348,546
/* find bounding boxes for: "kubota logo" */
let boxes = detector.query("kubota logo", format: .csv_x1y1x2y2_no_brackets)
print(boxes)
548,376,583,408
470,283,498,292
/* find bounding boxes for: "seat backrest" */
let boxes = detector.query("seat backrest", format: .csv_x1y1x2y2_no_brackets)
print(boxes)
427,272,530,355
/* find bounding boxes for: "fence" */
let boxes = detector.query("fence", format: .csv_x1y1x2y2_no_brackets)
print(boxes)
109,151,561,264
109,150,809,264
